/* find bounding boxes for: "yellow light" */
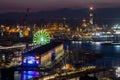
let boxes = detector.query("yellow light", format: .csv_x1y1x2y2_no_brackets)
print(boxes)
36,56,39,59
90,7,93,10
23,30,29,36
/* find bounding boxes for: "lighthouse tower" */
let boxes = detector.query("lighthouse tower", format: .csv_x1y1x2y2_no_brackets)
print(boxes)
89,6,93,25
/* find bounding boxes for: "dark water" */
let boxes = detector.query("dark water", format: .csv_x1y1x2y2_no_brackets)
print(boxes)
69,41,120,67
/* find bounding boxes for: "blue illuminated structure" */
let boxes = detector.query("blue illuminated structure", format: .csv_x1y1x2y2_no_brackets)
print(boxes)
22,42,63,67
19,31,23,38
22,55,40,66
51,49,56,62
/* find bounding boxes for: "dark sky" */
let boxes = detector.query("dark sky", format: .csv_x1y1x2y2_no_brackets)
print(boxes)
0,0,120,13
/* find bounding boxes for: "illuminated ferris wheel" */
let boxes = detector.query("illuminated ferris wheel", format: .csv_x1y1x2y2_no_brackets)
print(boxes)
33,30,50,45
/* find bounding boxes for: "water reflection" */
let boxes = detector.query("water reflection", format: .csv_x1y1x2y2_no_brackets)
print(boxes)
69,41,120,66
91,42,102,53
22,71,39,80
114,45,120,53
14,71,39,80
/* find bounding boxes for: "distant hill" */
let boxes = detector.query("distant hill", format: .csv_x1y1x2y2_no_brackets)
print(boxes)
0,8,120,25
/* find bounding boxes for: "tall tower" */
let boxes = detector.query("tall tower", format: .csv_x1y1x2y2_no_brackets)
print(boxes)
23,8,30,25
63,17,66,27
89,7,93,25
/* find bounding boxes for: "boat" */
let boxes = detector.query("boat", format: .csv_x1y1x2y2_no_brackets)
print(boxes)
111,41,120,45
101,41,112,46
101,41,120,45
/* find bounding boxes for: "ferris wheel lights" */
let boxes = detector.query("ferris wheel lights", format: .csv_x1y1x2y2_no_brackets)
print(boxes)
33,30,50,45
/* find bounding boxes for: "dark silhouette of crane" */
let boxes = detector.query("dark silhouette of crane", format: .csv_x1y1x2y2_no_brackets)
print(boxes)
23,8,30,26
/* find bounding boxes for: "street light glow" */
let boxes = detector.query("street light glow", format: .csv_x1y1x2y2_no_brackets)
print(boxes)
90,6,93,10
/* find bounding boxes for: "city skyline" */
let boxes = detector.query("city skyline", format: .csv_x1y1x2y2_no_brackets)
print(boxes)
0,0,120,13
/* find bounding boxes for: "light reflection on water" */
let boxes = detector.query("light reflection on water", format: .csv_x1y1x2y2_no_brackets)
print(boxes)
22,71,39,80
70,41,120,54
114,45,120,53
91,42,102,53
70,41,120,77
14,71,39,80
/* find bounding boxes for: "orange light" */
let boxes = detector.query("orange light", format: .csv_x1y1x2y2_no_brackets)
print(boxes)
36,56,39,59
90,7,93,10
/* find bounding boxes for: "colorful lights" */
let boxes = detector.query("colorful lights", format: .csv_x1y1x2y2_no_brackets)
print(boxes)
23,56,40,66
33,30,50,45
27,56,35,64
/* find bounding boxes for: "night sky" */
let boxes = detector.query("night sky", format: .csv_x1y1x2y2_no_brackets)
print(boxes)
0,0,120,13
